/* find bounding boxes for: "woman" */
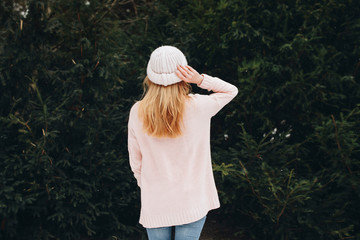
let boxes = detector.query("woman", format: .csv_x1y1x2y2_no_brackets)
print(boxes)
128,46,238,240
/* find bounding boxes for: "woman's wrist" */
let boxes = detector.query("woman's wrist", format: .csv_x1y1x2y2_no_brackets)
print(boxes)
197,74,204,86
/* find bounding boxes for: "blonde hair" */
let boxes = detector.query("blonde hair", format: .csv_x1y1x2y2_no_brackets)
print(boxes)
138,77,190,138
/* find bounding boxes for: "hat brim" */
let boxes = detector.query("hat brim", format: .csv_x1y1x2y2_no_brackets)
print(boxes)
147,63,183,86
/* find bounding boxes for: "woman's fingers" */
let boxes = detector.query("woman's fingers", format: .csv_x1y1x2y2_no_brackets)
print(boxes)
179,65,191,76
186,65,197,74
176,66,188,81
176,65,200,84
186,66,203,85
175,69,186,81
176,66,189,81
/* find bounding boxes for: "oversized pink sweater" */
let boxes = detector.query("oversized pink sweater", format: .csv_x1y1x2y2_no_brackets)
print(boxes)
128,74,238,228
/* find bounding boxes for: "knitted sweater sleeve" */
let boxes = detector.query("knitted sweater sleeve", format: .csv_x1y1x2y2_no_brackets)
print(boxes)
128,106,142,187
197,74,238,116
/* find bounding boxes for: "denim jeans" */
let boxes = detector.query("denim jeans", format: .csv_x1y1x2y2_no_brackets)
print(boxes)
146,216,207,240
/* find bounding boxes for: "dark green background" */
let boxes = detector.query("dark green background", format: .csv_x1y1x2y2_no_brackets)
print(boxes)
1,0,359,239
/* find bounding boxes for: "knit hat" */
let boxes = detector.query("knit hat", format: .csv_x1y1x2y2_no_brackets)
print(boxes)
147,46,188,86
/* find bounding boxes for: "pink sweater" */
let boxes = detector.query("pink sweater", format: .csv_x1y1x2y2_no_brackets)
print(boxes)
128,74,238,228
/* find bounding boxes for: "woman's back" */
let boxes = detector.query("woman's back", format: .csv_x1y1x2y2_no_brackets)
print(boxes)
128,72,238,228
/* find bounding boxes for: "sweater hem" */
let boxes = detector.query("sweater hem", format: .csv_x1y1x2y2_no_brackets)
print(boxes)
139,197,220,228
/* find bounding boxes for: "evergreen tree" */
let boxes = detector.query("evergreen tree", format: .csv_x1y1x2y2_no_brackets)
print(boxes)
0,0,149,239
1,0,360,239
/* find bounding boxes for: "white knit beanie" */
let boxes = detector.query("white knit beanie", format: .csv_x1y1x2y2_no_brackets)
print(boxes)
146,45,188,86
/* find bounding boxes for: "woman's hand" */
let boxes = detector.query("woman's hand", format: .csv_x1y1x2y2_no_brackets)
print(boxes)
176,65,204,85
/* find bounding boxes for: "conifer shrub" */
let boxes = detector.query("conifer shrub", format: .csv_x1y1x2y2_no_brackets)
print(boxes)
1,0,359,239
168,0,360,239
0,0,146,239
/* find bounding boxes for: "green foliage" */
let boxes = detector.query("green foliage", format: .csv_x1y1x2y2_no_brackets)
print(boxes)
1,0,360,239
164,0,360,239
0,0,146,239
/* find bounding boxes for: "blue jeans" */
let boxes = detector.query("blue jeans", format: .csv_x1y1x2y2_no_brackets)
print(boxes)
146,216,206,240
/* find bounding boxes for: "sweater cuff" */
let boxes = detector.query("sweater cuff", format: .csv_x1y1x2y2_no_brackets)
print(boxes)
197,74,213,91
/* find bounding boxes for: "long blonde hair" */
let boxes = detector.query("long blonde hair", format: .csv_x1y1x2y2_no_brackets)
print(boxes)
138,77,190,138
